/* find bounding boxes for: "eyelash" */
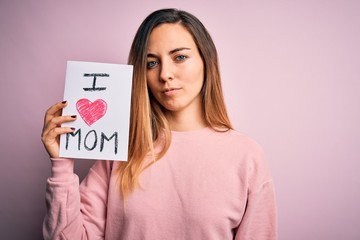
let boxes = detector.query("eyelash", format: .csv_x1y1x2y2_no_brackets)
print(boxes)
146,55,188,69
175,55,187,61
147,61,158,69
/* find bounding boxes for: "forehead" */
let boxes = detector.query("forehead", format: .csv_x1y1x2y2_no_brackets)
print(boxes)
147,23,196,52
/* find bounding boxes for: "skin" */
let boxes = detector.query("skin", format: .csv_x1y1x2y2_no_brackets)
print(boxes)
146,23,206,131
42,23,206,157
41,101,76,158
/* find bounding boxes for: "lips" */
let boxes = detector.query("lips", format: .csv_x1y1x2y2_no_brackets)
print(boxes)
162,87,181,95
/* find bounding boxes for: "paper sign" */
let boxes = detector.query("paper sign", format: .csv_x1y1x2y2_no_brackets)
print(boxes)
59,61,133,161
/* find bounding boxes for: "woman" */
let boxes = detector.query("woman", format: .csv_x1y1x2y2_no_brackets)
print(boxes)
42,8,277,239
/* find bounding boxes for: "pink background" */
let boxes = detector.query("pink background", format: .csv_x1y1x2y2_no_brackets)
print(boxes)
1,1,359,239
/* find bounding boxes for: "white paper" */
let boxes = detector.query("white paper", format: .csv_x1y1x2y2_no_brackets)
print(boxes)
59,61,133,161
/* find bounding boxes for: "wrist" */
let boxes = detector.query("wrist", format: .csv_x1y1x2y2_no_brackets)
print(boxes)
50,158,75,181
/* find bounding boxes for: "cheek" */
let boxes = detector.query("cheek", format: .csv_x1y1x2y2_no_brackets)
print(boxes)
191,61,204,86
146,73,157,92
192,57,204,78
182,60,203,81
146,82,156,96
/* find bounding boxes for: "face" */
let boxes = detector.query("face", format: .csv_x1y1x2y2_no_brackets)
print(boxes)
146,23,204,116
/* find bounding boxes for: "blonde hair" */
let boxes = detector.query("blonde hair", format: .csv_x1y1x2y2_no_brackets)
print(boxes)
117,8,232,199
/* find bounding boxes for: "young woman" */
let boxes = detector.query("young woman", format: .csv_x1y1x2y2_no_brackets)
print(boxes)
42,8,277,239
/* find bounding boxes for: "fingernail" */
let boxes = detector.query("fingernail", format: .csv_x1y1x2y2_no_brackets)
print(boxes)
71,115,77,118
62,100,67,104
71,127,76,131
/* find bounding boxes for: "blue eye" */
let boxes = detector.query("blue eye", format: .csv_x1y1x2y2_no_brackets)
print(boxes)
175,55,187,61
147,61,158,69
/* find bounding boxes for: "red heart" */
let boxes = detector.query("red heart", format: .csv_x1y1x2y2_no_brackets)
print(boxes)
76,98,107,126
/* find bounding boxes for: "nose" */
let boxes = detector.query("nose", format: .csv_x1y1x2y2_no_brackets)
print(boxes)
159,60,174,82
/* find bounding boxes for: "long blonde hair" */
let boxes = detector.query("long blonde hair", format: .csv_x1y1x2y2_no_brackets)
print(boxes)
118,8,233,199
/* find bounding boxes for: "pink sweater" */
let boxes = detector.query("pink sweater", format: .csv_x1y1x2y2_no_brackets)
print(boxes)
43,128,277,239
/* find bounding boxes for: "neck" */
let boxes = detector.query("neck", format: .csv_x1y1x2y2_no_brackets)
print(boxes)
165,107,206,132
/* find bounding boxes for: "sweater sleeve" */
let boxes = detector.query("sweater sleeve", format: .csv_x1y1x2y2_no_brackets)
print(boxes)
235,139,278,240
43,158,112,240
235,180,278,239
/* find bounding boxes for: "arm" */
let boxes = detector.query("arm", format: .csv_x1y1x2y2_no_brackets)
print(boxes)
235,138,278,239
235,180,278,240
41,102,111,239
43,158,112,240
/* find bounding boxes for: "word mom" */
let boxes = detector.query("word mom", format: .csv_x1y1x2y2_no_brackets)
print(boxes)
65,128,118,154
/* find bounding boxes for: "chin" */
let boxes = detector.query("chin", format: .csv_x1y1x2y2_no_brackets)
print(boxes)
162,103,184,113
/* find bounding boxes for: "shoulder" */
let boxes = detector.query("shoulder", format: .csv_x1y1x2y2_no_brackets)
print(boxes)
226,129,267,163
213,129,272,184
212,128,265,154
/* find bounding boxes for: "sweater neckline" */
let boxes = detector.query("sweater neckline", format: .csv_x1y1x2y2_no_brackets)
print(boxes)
170,127,213,139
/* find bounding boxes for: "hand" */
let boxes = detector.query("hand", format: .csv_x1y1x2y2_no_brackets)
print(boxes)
41,101,77,158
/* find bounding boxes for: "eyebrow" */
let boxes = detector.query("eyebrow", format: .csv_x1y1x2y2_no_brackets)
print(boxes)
147,47,191,58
